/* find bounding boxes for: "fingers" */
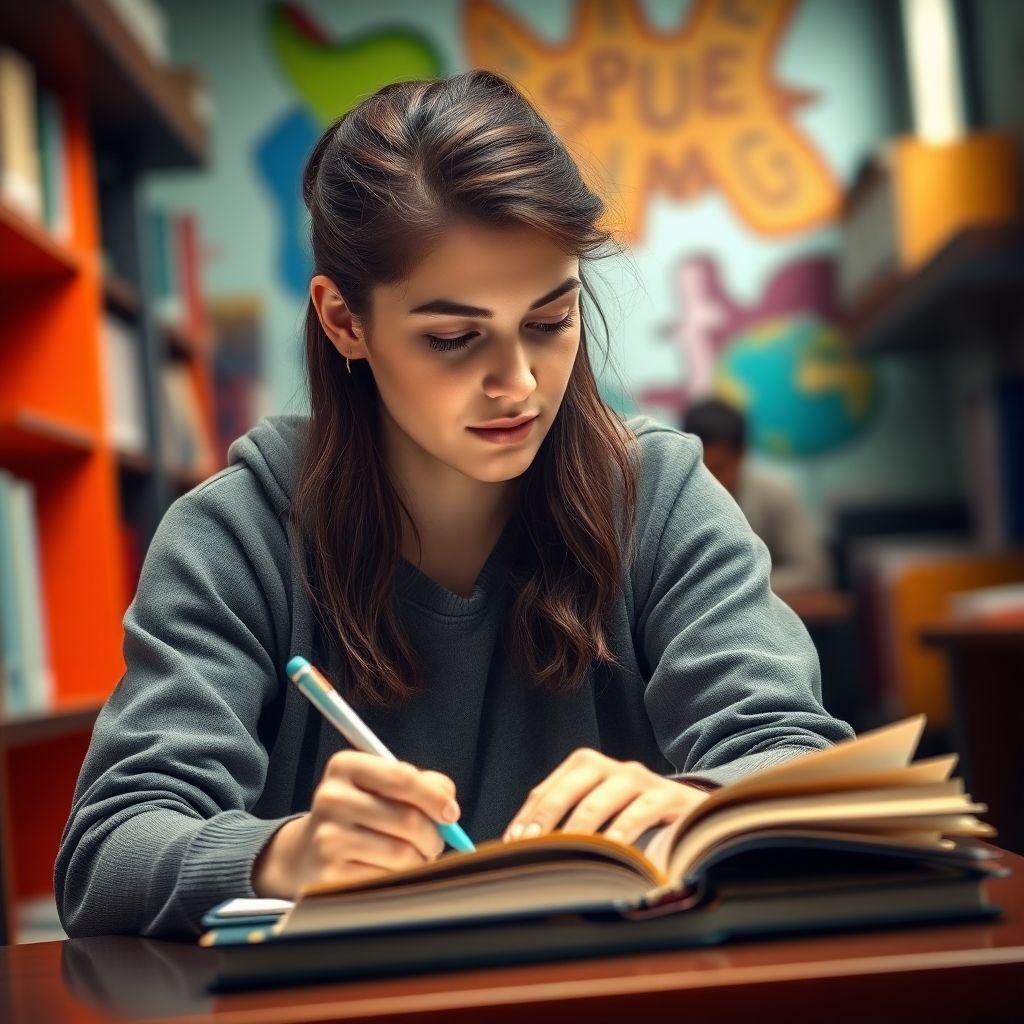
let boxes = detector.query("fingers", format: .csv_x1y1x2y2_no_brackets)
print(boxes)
504,748,609,841
558,775,646,837
502,752,708,847
312,779,444,861
327,751,460,825
308,818,430,878
594,780,708,846
601,788,689,846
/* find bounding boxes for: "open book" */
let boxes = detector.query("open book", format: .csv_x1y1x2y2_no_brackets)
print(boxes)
200,716,1006,991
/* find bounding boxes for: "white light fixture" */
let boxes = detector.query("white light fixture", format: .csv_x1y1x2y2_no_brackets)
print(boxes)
901,0,967,143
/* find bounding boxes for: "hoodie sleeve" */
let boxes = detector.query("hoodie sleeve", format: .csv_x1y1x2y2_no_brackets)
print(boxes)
632,427,854,788
54,474,303,938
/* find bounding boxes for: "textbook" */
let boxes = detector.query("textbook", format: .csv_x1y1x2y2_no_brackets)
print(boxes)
201,716,1007,992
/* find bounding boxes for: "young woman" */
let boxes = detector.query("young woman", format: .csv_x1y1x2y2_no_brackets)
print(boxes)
55,70,853,938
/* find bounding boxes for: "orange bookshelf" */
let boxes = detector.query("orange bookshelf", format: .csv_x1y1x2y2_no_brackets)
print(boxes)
0,0,217,943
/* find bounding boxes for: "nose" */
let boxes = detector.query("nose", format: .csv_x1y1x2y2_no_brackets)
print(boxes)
482,338,537,402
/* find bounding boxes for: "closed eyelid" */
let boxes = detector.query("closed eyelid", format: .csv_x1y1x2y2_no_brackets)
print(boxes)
427,307,574,335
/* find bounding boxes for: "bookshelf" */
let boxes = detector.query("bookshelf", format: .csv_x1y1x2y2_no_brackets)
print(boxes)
847,222,1024,357
0,0,219,944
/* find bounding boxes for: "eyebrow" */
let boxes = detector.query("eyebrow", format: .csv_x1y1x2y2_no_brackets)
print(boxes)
408,277,581,318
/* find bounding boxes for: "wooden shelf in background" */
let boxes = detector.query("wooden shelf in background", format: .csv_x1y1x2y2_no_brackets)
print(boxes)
0,410,96,466
849,222,1024,355
0,201,80,281
921,618,1024,648
779,590,855,626
102,272,142,319
0,700,102,749
0,0,207,170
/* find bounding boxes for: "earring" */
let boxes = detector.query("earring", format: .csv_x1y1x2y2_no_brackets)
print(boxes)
346,356,352,374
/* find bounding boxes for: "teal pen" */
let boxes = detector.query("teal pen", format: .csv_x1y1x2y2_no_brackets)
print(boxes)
286,655,476,853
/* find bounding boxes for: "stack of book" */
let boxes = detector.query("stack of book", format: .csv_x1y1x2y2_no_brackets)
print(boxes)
0,44,70,238
199,716,1006,993
0,472,54,717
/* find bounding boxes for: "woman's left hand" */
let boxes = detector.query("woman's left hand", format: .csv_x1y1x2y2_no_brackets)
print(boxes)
502,748,710,846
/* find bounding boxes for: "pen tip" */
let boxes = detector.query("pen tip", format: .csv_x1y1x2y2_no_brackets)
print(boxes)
286,655,309,679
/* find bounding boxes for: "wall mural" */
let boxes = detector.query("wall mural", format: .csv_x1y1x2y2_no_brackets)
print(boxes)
466,0,840,242
639,256,877,455
255,2,445,297
254,0,877,454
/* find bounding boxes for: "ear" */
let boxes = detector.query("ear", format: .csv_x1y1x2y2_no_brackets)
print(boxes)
309,275,367,359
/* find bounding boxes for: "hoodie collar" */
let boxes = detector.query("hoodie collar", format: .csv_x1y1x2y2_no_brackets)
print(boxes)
227,414,309,518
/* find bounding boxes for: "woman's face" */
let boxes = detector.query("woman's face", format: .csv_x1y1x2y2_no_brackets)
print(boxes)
360,221,582,485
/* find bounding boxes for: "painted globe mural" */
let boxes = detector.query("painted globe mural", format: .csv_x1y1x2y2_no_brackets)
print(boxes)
714,316,878,457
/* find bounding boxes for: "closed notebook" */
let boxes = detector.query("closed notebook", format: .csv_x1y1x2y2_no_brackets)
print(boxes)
200,716,1007,991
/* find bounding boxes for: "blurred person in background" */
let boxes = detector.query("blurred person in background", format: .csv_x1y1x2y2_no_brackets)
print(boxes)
683,398,834,594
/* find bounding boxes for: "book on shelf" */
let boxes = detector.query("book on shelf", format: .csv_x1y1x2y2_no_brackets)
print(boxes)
100,313,148,456
0,45,43,223
147,207,207,340
209,295,267,463
36,86,71,241
160,362,213,478
147,206,184,326
200,716,1006,993
0,471,54,717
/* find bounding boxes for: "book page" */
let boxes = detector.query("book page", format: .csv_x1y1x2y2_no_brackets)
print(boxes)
664,783,991,885
653,716,931,862
297,831,666,901
645,752,959,872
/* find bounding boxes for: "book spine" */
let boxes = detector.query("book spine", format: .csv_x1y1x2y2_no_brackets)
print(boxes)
35,88,70,240
177,212,206,342
101,314,148,454
0,471,28,713
9,477,51,712
0,472,29,714
0,45,43,222
149,207,183,326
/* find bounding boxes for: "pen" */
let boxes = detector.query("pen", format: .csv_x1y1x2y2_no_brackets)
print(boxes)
286,655,476,853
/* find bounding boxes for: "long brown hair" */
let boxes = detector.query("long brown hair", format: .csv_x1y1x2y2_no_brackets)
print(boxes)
293,69,640,710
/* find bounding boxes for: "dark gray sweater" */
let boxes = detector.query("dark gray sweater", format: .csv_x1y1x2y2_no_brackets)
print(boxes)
54,414,853,938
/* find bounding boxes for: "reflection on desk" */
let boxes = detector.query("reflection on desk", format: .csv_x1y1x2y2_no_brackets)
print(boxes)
0,847,1020,1023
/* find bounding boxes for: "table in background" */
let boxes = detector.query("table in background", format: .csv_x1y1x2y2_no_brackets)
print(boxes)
780,590,864,730
2,848,1022,1024
922,619,1024,856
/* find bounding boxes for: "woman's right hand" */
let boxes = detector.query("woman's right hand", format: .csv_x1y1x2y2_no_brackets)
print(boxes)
252,750,461,899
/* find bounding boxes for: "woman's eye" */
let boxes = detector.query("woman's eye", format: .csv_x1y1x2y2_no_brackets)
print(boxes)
532,311,577,334
425,311,577,353
426,332,475,352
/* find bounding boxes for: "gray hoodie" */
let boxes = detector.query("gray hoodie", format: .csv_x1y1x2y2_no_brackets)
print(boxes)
54,413,853,938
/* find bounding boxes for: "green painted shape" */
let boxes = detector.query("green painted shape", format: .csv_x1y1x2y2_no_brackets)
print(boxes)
268,4,444,125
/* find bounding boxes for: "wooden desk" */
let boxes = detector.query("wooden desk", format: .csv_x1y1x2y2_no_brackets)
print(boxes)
778,589,855,627
779,590,864,729
3,848,1022,1023
922,620,1024,856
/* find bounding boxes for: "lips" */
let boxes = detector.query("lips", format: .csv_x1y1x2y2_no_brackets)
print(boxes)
470,414,538,430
